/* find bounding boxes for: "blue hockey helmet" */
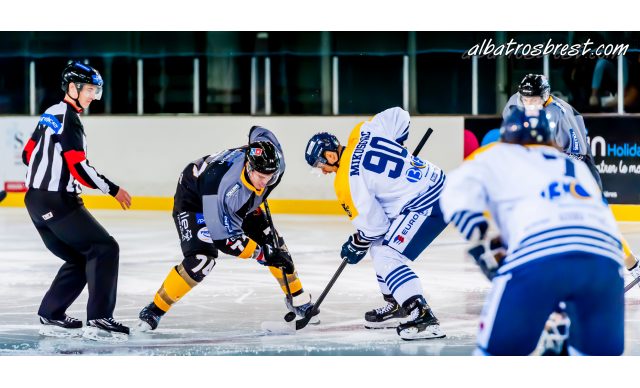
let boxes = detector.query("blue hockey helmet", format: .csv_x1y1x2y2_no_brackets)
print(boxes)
500,106,552,145
305,132,340,167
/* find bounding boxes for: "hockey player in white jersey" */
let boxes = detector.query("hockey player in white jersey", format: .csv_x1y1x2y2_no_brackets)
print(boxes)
440,107,625,355
304,107,447,340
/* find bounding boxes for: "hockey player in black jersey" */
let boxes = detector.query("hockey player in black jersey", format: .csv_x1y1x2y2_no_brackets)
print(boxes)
22,61,132,341
137,126,317,331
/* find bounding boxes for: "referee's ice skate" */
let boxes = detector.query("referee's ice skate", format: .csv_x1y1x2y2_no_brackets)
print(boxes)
38,315,83,338
83,318,130,342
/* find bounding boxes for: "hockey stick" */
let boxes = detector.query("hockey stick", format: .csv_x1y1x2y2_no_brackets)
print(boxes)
263,200,297,322
295,258,348,330
625,276,640,293
412,127,433,157
294,127,437,331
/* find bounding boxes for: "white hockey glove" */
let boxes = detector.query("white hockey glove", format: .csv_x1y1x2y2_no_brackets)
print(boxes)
629,261,640,288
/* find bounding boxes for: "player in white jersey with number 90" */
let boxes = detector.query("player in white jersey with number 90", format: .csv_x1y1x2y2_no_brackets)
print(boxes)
304,107,448,340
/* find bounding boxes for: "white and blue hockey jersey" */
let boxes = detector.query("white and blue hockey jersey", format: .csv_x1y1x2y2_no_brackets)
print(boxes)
334,107,444,242
440,143,624,275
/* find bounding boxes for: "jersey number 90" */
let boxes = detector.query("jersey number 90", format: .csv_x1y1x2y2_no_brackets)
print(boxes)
362,137,408,179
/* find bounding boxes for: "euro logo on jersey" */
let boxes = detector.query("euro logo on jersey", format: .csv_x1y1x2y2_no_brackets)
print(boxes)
250,148,263,156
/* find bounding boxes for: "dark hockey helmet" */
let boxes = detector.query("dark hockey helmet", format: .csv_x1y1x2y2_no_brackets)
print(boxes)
61,61,104,99
518,74,550,102
246,141,281,175
500,106,551,145
305,132,340,167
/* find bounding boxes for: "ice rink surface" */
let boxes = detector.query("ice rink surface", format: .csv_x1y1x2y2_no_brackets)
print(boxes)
2,207,640,356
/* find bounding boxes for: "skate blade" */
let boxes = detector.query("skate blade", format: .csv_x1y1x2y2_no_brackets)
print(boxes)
261,321,296,335
132,320,153,334
39,326,83,338
398,325,446,341
82,327,129,343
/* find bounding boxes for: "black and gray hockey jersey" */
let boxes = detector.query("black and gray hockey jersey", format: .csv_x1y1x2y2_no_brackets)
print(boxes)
173,126,285,250
502,94,590,157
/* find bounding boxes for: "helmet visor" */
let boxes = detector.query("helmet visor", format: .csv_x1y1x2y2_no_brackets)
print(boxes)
77,83,103,100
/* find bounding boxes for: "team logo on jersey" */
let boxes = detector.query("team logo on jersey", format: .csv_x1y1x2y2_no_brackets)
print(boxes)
393,235,405,244
406,167,422,183
410,156,426,168
540,179,591,201
250,148,263,156
197,227,213,243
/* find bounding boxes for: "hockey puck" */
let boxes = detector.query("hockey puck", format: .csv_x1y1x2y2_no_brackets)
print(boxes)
284,312,296,322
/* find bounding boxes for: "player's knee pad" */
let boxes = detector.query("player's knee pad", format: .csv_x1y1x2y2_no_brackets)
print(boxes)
370,244,409,275
180,254,216,283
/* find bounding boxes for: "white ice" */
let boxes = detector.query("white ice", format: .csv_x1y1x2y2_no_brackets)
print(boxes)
2,207,640,356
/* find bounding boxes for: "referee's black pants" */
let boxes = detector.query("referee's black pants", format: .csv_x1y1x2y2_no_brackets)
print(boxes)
25,190,120,320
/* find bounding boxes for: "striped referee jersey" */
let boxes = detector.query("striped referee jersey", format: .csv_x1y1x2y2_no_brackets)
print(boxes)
22,97,119,196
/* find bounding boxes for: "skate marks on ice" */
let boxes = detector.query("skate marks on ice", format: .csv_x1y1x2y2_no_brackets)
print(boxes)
2,210,640,355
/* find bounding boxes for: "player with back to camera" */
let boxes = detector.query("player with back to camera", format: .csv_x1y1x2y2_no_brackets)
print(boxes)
440,106,625,355
503,74,640,278
22,61,132,341
137,126,318,331
304,107,447,340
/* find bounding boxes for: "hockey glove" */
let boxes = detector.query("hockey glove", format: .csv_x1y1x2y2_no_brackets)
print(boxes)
257,244,295,274
341,234,371,264
467,236,506,281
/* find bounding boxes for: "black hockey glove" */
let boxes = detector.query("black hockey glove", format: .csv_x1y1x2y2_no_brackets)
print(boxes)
467,236,506,281
341,234,371,264
257,244,295,274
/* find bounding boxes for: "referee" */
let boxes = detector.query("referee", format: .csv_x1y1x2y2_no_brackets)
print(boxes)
22,61,131,341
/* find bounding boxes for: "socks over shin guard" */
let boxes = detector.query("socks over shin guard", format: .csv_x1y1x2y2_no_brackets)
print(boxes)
153,264,198,312
268,266,303,296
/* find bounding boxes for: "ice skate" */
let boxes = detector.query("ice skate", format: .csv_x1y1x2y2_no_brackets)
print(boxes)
38,315,83,338
285,292,320,325
137,302,165,332
396,297,445,341
364,294,409,329
83,317,130,342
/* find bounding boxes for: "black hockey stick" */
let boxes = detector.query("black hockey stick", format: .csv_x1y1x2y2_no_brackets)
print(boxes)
625,276,640,293
412,127,433,157
263,200,296,322
295,127,437,331
295,258,348,330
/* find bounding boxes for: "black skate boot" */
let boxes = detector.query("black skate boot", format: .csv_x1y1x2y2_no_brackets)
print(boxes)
396,296,445,340
364,294,409,329
39,315,83,338
84,317,130,342
137,302,165,332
